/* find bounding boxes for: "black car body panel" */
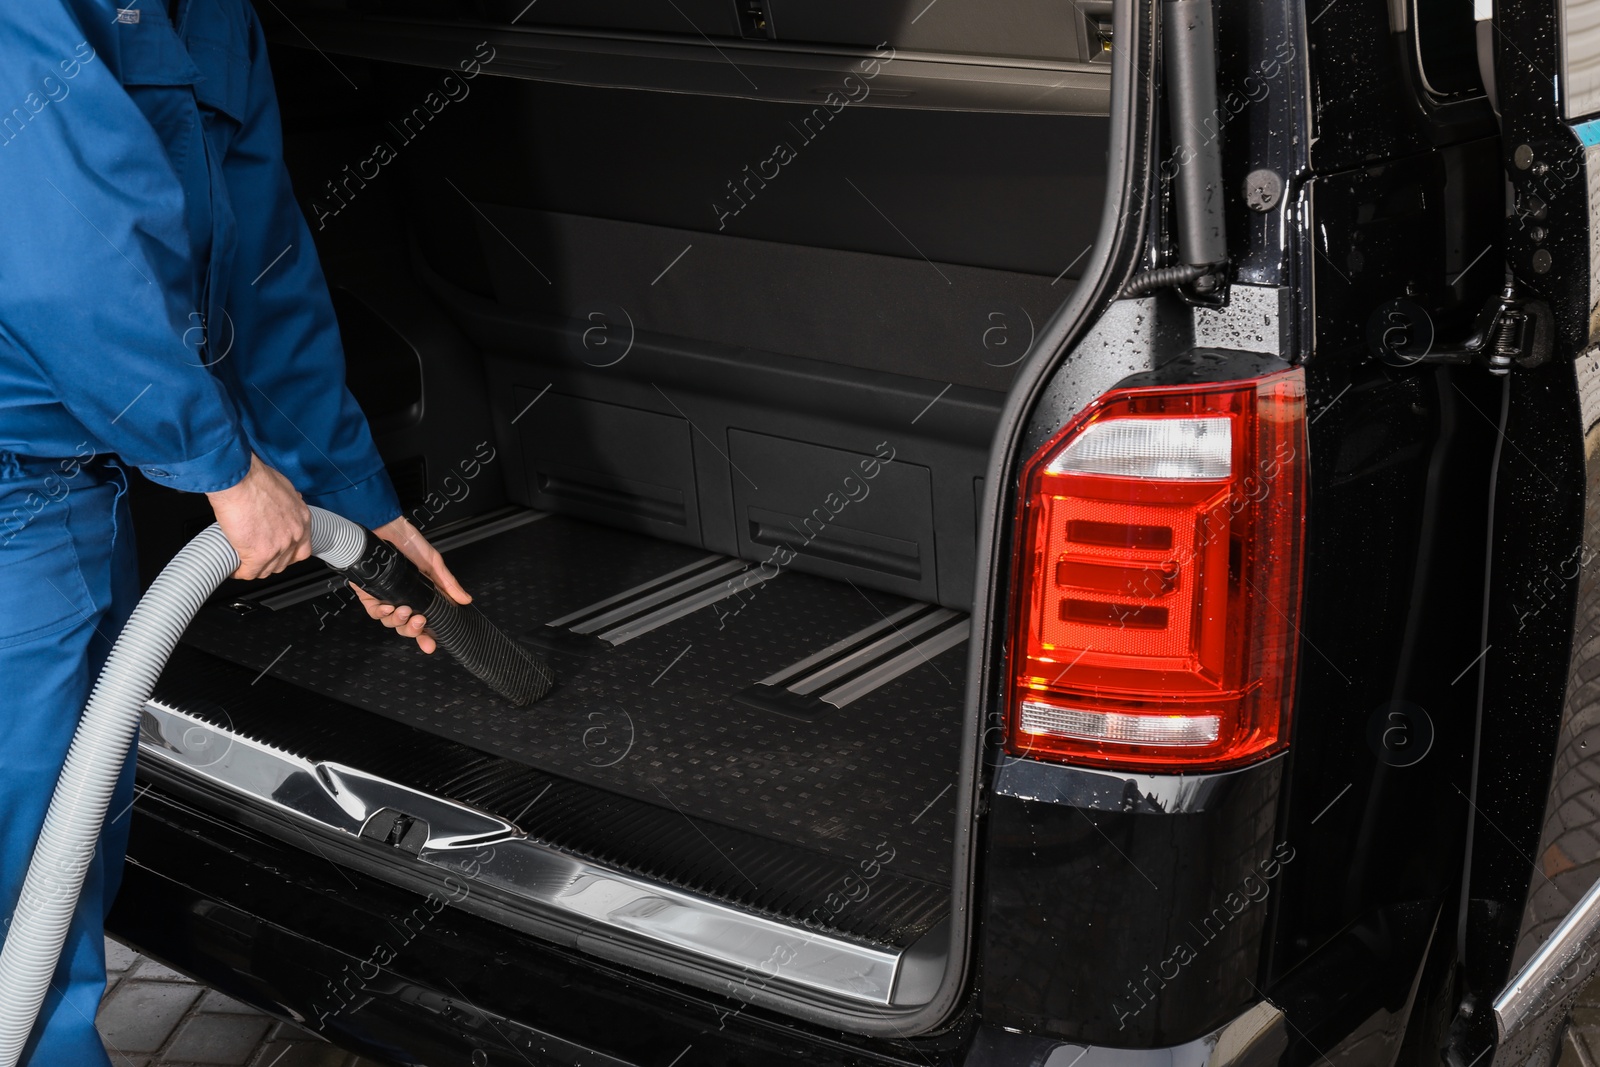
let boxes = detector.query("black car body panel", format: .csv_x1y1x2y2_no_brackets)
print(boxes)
107,0,1600,1062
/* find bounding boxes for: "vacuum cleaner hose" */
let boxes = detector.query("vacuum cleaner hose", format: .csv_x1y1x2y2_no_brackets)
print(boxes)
334,526,554,707
0,506,546,1064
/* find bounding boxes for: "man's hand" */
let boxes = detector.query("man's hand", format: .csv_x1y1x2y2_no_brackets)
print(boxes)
351,515,472,654
206,454,312,580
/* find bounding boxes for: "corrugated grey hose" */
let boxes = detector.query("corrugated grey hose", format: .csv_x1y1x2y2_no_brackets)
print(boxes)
0,506,551,1064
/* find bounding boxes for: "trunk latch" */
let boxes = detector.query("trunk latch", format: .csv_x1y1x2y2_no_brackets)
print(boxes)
360,808,431,855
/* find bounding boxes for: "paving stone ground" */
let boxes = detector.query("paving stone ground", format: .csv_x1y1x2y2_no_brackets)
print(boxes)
1567,979,1600,1067
98,938,389,1067
94,932,1600,1067
1543,975,1600,1067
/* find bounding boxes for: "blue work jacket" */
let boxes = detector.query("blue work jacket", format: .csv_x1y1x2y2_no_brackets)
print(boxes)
0,0,401,530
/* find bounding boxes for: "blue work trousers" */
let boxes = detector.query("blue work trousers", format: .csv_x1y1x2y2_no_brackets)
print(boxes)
0,452,138,1066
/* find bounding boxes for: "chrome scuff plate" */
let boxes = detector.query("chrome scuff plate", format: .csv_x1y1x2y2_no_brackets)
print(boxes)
138,701,901,1005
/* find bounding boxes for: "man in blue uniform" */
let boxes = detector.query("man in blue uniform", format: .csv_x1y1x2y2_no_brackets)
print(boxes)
0,2,469,1061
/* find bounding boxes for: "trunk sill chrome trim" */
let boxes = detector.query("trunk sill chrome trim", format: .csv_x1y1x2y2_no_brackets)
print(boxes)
137,701,903,1006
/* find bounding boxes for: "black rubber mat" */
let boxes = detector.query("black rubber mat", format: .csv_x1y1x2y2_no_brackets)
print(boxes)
149,647,949,946
179,512,965,887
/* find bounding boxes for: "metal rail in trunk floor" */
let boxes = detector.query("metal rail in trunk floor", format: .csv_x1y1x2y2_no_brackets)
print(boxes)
178,510,966,890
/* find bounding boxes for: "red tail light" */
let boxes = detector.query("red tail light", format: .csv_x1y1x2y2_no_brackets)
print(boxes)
1007,369,1307,772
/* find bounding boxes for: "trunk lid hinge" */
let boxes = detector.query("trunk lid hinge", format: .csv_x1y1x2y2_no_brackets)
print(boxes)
1366,278,1554,374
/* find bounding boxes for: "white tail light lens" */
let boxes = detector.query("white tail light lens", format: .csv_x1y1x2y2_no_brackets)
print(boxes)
1047,415,1233,480
1017,700,1222,745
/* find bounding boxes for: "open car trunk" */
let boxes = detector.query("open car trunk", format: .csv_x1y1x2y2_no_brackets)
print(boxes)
132,1,1115,1026
173,508,965,934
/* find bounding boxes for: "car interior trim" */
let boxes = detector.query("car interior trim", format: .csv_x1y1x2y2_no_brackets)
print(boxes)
137,700,911,1006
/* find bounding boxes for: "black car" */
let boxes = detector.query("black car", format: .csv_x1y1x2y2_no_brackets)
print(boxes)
111,0,1600,1064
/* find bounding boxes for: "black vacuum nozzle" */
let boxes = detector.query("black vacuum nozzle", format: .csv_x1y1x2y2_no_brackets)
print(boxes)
338,529,555,706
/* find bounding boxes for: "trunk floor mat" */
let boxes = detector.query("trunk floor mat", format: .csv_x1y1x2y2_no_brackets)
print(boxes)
149,646,950,946
180,511,965,886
